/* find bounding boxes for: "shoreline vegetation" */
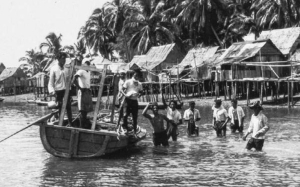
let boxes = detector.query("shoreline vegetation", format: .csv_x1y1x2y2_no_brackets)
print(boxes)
2,93,300,109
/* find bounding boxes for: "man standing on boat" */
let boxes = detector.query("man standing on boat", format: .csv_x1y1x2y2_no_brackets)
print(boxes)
143,102,170,147
122,70,143,134
72,58,93,129
48,51,72,126
228,99,245,133
183,101,201,136
117,70,127,129
212,98,230,137
243,101,269,151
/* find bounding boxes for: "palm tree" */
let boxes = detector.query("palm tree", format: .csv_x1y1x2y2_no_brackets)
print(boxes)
123,0,179,55
251,0,300,31
82,8,116,60
19,49,45,75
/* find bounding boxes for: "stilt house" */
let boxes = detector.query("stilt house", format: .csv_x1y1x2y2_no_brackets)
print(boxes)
129,43,185,82
0,67,27,95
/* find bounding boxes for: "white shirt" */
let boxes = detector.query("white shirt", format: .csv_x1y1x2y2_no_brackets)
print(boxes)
118,79,125,96
75,69,90,88
166,107,182,124
123,78,143,100
213,107,228,121
247,111,269,139
184,108,201,126
228,106,245,125
48,63,67,93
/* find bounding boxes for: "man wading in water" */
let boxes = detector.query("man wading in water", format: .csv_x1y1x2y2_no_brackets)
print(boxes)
228,99,245,133
212,98,230,137
143,102,170,147
243,101,269,151
184,101,201,136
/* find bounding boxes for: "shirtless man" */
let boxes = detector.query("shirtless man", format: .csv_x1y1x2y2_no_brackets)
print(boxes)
142,102,170,147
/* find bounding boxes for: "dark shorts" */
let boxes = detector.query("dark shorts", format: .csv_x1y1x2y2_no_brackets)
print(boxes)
153,131,169,147
246,138,264,151
187,122,199,136
214,121,226,136
230,120,243,133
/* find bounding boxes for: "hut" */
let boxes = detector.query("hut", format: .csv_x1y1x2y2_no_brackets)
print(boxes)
129,43,185,82
0,67,27,95
28,72,49,98
258,27,300,57
0,63,5,75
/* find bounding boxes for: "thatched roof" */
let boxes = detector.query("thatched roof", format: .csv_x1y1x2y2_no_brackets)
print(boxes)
0,67,26,81
258,27,300,55
218,39,282,65
180,46,219,67
129,55,146,70
290,49,300,61
129,43,185,71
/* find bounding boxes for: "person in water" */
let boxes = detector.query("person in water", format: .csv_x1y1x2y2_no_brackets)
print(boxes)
143,102,170,147
228,99,245,133
165,100,183,141
243,101,269,151
183,101,201,136
212,98,230,137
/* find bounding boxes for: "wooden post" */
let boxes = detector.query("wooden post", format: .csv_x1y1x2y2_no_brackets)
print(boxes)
91,64,108,130
291,81,294,107
224,82,227,100
271,82,274,101
110,74,119,123
234,81,237,98
58,60,75,126
276,81,279,103
246,81,250,106
288,81,290,108
260,82,263,104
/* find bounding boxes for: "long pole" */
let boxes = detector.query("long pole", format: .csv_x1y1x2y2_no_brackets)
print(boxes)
193,53,201,98
0,110,59,143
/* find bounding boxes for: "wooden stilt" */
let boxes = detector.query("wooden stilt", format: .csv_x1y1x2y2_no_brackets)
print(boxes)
271,82,274,101
246,81,250,106
260,82,263,104
291,81,294,107
110,74,119,123
276,81,279,103
224,82,227,101
288,81,290,108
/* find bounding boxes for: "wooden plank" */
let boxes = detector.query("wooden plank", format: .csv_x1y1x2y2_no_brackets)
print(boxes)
68,130,76,156
75,65,102,73
98,135,110,155
73,130,79,156
92,64,108,130
59,60,75,126
47,137,70,149
78,141,102,153
110,74,119,123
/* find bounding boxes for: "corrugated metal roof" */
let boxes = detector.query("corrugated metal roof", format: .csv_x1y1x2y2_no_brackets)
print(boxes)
258,27,300,55
217,40,280,65
0,67,19,81
179,46,220,67
290,49,300,61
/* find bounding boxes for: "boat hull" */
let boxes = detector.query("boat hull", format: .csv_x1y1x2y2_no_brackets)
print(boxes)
40,123,146,158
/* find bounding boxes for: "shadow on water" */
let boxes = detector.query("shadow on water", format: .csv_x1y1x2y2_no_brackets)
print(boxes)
1,102,300,186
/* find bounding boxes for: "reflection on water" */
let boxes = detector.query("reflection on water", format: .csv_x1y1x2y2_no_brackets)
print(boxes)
1,102,300,186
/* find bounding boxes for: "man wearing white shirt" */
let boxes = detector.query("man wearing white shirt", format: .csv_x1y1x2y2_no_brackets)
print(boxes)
213,98,230,137
122,70,143,134
243,101,269,151
228,99,245,133
72,58,93,128
48,52,72,125
183,101,200,136
165,100,182,141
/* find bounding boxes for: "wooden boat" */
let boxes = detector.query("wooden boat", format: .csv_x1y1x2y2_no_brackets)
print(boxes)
39,62,147,158
36,100,49,106
27,99,36,104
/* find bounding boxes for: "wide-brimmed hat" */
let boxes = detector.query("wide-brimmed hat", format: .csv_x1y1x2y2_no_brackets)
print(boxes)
214,98,222,104
249,101,263,110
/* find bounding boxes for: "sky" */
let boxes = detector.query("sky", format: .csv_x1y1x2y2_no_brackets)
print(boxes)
0,0,106,68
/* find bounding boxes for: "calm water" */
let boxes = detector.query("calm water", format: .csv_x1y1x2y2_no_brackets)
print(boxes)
1,102,300,187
